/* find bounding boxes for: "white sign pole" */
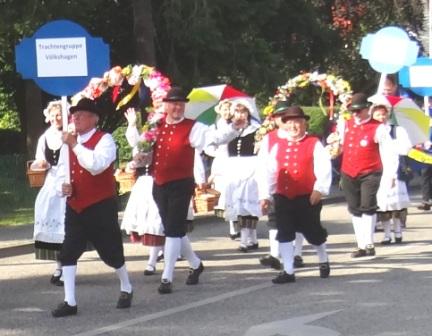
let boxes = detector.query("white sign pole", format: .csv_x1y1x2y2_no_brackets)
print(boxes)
61,95,70,184
377,73,387,94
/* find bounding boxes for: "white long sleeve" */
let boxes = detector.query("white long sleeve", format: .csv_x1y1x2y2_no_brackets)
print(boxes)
312,141,332,196
72,129,116,176
375,124,399,179
189,121,241,152
125,124,140,148
193,149,206,184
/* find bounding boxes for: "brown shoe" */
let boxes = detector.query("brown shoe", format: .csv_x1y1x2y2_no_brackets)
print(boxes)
417,203,431,210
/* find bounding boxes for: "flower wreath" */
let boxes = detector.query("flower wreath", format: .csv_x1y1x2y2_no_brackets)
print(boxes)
255,71,352,145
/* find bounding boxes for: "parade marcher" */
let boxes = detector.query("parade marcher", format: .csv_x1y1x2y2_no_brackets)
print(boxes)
52,98,133,317
151,87,245,294
221,99,262,252
122,108,206,276
256,101,305,269
334,93,396,258
205,99,240,240
372,103,411,244
32,100,68,286
259,103,332,284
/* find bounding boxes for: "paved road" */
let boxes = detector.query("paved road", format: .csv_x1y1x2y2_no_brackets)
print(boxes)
1,189,432,336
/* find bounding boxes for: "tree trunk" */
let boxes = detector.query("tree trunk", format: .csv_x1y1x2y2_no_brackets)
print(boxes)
24,81,43,156
132,0,156,66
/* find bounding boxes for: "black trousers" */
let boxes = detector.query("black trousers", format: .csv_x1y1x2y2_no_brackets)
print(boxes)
59,197,125,269
152,177,195,237
274,194,327,246
341,172,382,217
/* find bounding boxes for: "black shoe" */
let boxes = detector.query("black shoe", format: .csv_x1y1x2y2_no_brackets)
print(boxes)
293,255,305,268
417,203,431,210
143,266,155,276
394,237,403,244
259,255,281,270
272,271,296,284
247,243,259,250
158,279,173,294
381,238,392,245
51,302,77,318
186,262,204,285
319,262,330,278
229,232,240,240
365,245,376,256
50,271,63,286
156,253,164,262
116,291,133,309
351,248,367,258
238,245,248,253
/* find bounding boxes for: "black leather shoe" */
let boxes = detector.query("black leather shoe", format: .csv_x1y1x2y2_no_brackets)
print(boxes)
417,203,431,210
116,291,133,309
143,266,156,276
272,271,296,284
319,262,330,278
156,253,164,262
395,237,403,244
293,255,305,268
351,248,367,258
186,262,204,285
238,245,248,253
51,302,77,318
381,238,392,245
247,243,259,250
259,255,281,270
229,232,240,240
158,279,173,294
50,271,63,286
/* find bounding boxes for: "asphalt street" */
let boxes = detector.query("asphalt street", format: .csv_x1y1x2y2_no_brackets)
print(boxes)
1,188,432,336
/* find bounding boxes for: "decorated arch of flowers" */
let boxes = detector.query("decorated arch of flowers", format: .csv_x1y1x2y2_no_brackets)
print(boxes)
263,71,352,120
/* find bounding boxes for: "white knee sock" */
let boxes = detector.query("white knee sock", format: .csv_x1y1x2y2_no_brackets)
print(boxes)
269,229,279,258
294,233,304,256
382,220,391,240
115,264,132,293
313,243,328,263
362,214,376,246
240,228,248,247
247,228,257,245
393,218,402,238
147,246,162,269
161,237,181,282
181,236,201,269
352,216,364,248
229,221,237,235
62,265,77,306
279,242,294,275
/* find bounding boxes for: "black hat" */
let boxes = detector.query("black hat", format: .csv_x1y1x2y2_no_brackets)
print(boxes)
272,100,291,116
162,87,189,102
280,106,310,121
69,98,100,116
348,93,371,112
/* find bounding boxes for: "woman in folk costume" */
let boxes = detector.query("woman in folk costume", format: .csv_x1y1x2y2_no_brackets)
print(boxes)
32,100,69,286
372,103,411,244
258,104,332,284
221,98,262,252
206,99,240,240
122,107,206,276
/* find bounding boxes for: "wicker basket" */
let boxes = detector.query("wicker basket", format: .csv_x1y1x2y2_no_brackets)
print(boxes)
115,169,137,194
193,188,220,214
26,161,47,188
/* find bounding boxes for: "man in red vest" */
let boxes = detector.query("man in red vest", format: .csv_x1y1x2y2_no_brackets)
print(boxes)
152,87,246,294
51,98,133,317
339,93,396,258
259,104,332,284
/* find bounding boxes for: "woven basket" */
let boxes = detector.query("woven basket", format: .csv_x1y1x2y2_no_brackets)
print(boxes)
193,188,220,213
115,169,137,193
26,161,47,188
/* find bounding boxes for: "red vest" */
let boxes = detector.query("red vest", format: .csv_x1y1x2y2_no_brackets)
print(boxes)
152,118,195,185
276,135,318,199
341,118,383,178
67,130,116,213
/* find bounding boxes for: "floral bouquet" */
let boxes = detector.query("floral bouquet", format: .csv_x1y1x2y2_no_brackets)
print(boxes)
137,124,158,153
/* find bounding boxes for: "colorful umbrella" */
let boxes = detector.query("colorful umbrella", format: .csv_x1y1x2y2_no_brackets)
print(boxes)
368,94,429,146
185,84,260,125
